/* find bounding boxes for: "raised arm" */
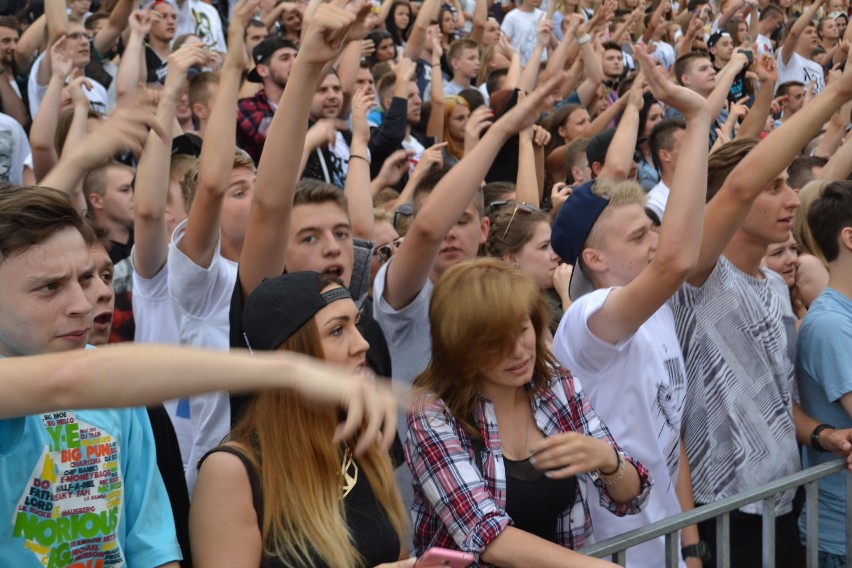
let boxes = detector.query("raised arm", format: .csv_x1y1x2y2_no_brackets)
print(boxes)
779,0,823,64
15,15,46,75
587,45,711,344
29,37,72,185
736,54,777,139
427,36,445,139
345,86,377,240
689,57,852,286
517,19,552,92
178,0,256,269
469,0,488,45
94,0,135,55
37,0,71,87
114,9,150,103
134,45,207,279
238,0,367,299
597,81,643,182
383,74,564,309
543,14,583,82
706,51,749,118
404,0,441,60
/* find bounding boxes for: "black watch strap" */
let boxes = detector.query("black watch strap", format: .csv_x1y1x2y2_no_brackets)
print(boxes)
682,541,712,563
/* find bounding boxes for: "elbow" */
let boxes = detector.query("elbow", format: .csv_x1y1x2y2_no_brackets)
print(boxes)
134,202,165,222
655,250,697,282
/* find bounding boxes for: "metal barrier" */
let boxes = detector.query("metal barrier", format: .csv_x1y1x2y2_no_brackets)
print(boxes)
580,460,851,567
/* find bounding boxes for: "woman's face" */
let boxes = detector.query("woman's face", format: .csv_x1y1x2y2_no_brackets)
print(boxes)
819,18,839,40
394,4,411,30
280,9,302,33
508,221,559,290
447,103,470,142
478,315,536,391
737,21,748,44
482,20,501,47
643,103,664,137
837,16,848,37
560,108,591,142
764,234,799,288
314,285,370,375
376,37,395,61
441,10,455,34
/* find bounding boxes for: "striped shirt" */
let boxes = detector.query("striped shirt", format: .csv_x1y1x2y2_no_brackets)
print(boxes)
405,367,652,563
672,257,799,515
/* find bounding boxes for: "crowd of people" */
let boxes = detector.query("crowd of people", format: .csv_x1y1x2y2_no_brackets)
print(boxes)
0,0,851,565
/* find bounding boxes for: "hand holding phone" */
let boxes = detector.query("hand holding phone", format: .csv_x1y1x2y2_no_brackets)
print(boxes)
414,548,475,568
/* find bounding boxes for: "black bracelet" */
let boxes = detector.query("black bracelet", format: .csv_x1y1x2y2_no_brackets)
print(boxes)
811,424,834,453
598,447,621,476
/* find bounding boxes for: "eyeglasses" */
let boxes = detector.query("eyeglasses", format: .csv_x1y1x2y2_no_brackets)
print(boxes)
374,237,404,263
393,203,413,230
502,202,538,239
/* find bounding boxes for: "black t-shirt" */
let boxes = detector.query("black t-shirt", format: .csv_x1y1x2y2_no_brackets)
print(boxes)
145,45,168,84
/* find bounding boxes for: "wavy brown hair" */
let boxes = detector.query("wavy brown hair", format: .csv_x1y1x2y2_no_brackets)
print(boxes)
414,258,557,439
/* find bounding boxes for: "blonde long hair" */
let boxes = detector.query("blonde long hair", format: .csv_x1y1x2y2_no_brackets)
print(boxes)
230,309,407,567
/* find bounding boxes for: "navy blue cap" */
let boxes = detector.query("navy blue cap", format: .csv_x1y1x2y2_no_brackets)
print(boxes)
550,180,610,299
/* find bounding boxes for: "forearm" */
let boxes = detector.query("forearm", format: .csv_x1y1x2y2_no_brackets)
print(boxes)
95,0,134,54
0,78,27,127
504,52,522,89
427,67,445,139
336,41,362,97
344,143,374,239
39,156,88,213
404,0,439,59
822,127,852,180
15,15,46,74
0,345,340,420
598,104,639,181
62,103,91,158
481,526,616,568
544,24,579,80
29,74,65,180
470,0,487,44
518,44,545,91
44,0,69,43
581,96,625,138
707,64,740,118
115,30,145,102
675,442,700,547
736,75,775,139
515,135,539,206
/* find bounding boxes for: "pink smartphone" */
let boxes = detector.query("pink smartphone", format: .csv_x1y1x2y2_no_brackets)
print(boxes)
415,548,475,568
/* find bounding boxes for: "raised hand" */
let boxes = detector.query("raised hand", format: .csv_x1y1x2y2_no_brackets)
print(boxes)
299,0,358,65
305,118,339,151
491,72,565,138
351,85,377,147
373,149,412,189
163,44,208,96
50,36,73,80
413,141,447,176
464,105,494,150
395,56,417,82
129,8,152,37
226,0,261,69
634,43,708,118
68,72,92,109
536,18,554,48
755,53,778,84
71,105,170,168
550,181,572,217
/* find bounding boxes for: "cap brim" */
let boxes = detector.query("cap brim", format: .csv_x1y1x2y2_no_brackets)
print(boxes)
569,259,595,301
246,67,262,83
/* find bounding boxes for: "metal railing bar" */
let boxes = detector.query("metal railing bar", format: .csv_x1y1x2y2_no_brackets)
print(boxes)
582,460,846,558
665,531,678,568
717,512,730,568
762,498,775,567
805,480,819,568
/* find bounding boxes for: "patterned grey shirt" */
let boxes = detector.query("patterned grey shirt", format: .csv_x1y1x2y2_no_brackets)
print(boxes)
671,256,799,515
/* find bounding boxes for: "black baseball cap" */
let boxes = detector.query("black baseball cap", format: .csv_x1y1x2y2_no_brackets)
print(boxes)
247,36,298,83
242,272,351,351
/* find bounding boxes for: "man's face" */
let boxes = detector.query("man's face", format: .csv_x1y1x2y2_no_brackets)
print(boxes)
260,46,297,90
711,35,734,63
797,25,819,52
682,56,716,94
245,24,269,56
355,67,376,98
784,85,805,114
0,26,18,67
660,128,685,171
603,49,624,79
150,3,177,42
220,166,255,246
98,165,135,230
452,47,480,80
86,244,115,346
589,203,659,286
66,22,91,68
740,174,800,245
420,196,489,277
286,202,355,287
310,73,343,120
406,81,422,124
0,227,95,357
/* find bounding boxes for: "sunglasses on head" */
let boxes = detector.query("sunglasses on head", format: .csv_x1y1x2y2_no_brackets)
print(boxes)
502,202,539,239
393,203,413,230
374,237,404,263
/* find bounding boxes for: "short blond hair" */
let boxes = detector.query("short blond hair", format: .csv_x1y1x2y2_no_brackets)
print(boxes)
586,179,647,250
181,149,255,212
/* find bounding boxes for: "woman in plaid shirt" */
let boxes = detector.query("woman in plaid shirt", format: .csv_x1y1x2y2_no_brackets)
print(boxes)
405,259,651,566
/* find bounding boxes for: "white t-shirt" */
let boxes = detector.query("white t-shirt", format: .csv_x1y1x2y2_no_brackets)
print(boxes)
500,8,546,66
0,112,30,185
777,51,825,95
176,0,227,52
756,33,774,58
553,288,687,568
646,180,670,222
27,53,109,118
167,220,237,493
652,40,676,71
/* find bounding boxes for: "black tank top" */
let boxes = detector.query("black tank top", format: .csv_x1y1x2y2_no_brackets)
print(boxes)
503,456,577,542
198,446,400,568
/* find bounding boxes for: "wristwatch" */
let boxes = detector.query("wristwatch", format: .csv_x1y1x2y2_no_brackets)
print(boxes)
681,541,712,563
